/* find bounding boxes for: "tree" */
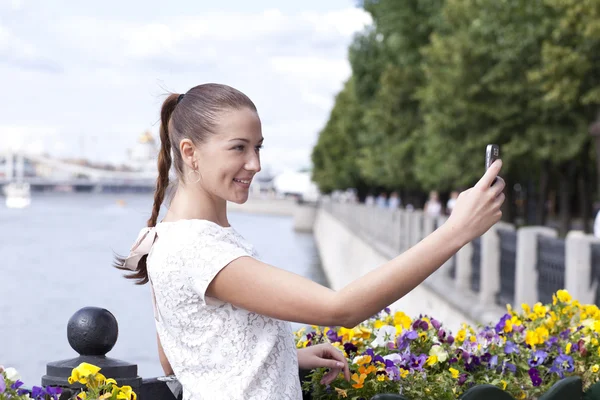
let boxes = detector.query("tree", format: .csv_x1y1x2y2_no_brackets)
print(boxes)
311,78,368,194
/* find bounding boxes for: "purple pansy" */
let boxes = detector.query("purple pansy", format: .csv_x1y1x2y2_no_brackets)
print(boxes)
447,335,455,345
502,361,517,374
397,330,418,350
550,354,574,378
495,314,511,333
431,318,441,330
504,341,519,354
10,380,24,390
489,355,499,369
409,354,427,371
326,329,342,343
529,368,542,387
344,342,358,356
386,365,401,381
528,350,548,367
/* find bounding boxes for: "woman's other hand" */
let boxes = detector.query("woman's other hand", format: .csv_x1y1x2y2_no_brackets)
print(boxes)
297,343,351,385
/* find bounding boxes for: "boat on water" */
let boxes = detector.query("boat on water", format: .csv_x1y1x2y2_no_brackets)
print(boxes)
3,182,31,209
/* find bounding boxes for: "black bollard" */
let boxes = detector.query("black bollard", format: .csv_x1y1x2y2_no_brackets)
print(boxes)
42,307,142,391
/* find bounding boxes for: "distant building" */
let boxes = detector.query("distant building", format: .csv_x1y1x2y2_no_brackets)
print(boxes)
128,130,158,173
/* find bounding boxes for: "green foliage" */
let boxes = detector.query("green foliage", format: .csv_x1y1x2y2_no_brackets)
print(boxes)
311,78,367,193
312,0,600,218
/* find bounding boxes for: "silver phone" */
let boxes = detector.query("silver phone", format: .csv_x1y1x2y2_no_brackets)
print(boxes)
485,144,500,170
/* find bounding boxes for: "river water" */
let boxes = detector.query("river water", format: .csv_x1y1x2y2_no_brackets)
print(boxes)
0,192,327,386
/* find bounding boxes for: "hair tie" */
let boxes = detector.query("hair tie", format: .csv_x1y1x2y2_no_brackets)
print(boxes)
177,94,185,104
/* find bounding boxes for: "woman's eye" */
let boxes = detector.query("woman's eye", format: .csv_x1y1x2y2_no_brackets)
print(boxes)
234,145,245,151
255,145,263,152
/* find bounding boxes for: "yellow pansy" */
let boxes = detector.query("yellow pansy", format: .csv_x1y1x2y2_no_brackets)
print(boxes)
593,338,599,347
522,303,531,314
105,378,117,386
426,355,437,367
534,326,549,344
525,330,539,347
500,380,507,390
533,303,548,318
394,311,412,330
68,363,102,385
377,374,386,382
77,393,87,400
394,324,403,336
566,343,572,354
374,320,385,329
506,303,514,316
400,369,409,378
359,365,377,375
517,391,526,400
503,319,513,333
334,387,348,398
592,365,600,373
338,327,355,342
456,329,466,343
357,326,372,340
449,368,459,379
116,385,137,400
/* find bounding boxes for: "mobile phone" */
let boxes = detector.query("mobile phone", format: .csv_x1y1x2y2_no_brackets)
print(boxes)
486,144,500,184
485,144,500,170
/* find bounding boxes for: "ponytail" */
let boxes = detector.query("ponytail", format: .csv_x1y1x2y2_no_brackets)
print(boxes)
113,93,181,285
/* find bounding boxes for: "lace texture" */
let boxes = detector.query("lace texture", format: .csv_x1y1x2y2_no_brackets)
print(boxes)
147,220,302,400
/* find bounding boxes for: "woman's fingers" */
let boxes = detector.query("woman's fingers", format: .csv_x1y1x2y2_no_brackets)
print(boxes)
324,346,350,381
491,176,506,197
475,159,502,190
320,367,342,385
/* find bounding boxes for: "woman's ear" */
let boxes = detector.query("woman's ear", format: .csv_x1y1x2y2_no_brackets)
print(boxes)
180,139,196,169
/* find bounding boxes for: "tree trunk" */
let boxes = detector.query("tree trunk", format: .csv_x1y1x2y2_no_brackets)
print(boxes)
536,165,549,225
579,169,591,233
558,164,572,237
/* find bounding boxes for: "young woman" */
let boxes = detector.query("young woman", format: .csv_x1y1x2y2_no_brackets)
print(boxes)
117,83,505,400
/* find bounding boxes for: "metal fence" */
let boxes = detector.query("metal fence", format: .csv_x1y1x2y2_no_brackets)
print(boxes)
496,229,517,307
471,237,482,292
536,235,566,305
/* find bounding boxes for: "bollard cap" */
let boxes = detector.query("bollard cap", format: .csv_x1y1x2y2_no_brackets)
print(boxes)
67,307,118,356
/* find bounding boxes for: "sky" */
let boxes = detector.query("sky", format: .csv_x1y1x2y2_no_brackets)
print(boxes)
0,0,372,173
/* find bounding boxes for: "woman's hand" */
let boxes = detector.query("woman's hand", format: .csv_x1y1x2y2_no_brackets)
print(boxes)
446,159,506,245
297,343,351,385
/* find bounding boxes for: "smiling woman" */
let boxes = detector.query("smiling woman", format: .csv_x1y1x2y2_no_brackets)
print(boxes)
113,82,504,400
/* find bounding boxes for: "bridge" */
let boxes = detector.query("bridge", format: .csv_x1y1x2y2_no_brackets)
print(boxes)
0,151,156,191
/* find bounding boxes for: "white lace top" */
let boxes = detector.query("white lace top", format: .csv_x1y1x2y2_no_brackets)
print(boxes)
146,219,302,400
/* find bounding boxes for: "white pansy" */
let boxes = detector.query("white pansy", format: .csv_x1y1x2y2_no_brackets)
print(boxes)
4,367,21,382
371,325,397,348
429,345,449,362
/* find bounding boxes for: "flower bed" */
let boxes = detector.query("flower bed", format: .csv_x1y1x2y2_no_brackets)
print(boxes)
0,363,136,400
295,290,600,399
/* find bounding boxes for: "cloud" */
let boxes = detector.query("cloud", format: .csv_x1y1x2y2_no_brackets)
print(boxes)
0,3,372,171
0,23,62,73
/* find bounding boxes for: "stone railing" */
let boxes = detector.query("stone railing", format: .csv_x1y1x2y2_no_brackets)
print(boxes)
32,307,313,400
321,201,600,318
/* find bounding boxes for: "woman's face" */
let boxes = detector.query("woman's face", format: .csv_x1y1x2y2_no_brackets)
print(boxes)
194,108,263,204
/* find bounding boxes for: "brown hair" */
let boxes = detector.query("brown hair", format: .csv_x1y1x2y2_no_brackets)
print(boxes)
114,83,258,284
